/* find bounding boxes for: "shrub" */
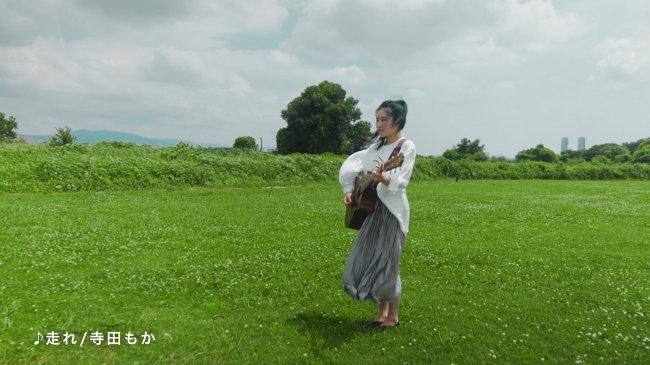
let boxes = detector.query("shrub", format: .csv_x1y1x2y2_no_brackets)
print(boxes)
49,126,77,146
233,136,258,149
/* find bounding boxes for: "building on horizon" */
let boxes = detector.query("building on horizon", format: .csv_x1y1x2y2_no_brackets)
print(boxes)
561,137,568,152
578,137,586,151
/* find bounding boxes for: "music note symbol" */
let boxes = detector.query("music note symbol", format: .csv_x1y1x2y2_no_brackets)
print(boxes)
34,332,43,345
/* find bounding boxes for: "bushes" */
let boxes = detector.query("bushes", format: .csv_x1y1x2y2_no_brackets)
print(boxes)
411,157,650,181
0,143,351,192
0,143,649,193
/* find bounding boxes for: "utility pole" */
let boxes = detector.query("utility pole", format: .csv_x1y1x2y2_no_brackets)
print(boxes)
260,137,263,151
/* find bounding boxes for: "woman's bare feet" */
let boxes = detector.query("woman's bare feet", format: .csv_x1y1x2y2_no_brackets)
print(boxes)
380,317,399,327
376,302,389,322
379,303,400,327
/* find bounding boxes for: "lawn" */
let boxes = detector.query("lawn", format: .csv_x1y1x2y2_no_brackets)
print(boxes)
1,180,649,364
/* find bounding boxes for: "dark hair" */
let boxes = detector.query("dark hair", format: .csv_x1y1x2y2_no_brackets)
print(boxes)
371,99,408,149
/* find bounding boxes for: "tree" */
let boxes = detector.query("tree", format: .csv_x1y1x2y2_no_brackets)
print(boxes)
233,136,257,149
489,155,510,162
600,144,630,161
49,126,77,146
632,139,650,163
622,137,650,154
515,144,559,163
582,143,616,161
591,155,611,164
442,138,488,161
614,154,632,163
341,120,372,154
560,148,585,163
0,112,18,142
276,80,363,155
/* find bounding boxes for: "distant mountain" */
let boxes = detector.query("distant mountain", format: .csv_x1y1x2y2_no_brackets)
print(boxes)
19,129,233,148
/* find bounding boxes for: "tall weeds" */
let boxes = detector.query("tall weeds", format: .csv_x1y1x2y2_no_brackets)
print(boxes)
1,143,648,193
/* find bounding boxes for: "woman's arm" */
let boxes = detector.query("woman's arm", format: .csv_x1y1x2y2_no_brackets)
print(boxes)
339,148,368,194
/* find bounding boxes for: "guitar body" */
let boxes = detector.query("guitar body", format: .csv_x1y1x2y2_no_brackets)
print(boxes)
345,172,377,230
342,141,405,230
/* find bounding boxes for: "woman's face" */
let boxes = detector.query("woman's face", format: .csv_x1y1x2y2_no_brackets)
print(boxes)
376,108,399,138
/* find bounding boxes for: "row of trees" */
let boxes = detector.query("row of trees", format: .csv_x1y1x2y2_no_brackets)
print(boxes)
1,112,78,146
4,77,650,164
269,82,650,164
442,138,650,164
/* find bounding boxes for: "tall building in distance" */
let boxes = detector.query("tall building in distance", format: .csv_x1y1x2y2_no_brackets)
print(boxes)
578,137,586,151
561,137,568,152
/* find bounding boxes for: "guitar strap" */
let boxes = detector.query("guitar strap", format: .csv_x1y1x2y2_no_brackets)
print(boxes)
389,138,407,160
369,138,407,189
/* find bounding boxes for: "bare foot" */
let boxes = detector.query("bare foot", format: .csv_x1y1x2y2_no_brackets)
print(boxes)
380,318,399,327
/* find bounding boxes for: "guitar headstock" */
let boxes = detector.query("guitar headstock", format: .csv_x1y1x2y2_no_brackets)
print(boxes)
378,152,404,173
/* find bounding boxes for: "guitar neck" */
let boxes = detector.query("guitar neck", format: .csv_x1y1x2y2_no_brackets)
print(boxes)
358,165,384,194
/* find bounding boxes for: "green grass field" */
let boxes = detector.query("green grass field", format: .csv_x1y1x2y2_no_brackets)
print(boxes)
1,180,649,364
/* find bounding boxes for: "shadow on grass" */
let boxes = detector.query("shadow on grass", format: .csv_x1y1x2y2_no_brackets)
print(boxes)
286,312,376,359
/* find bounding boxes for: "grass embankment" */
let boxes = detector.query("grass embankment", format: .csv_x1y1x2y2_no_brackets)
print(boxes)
1,143,649,194
0,142,345,193
1,180,649,364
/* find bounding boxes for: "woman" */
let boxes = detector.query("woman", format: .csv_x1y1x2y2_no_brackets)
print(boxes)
339,99,416,328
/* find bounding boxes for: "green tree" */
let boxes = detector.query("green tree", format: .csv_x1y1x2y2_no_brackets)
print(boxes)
559,148,585,163
614,154,632,163
442,138,488,162
583,143,618,161
591,155,611,164
276,81,363,155
489,155,510,162
600,144,630,161
49,126,77,146
233,136,257,149
515,144,559,163
341,120,372,154
0,112,18,142
622,137,650,154
632,139,650,163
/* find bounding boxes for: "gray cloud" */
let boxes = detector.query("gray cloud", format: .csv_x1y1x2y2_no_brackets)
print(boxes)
74,0,199,22
282,0,496,62
1,0,649,156
142,50,206,87
0,2,39,46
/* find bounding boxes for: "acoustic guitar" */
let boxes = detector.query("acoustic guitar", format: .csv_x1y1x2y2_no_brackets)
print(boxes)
344,152,404,230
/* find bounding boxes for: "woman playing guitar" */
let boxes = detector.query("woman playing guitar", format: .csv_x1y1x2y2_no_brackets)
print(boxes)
339,99,416,328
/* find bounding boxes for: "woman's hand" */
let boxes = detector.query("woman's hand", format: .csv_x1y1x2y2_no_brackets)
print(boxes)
372,170,391,185
343,192,353,206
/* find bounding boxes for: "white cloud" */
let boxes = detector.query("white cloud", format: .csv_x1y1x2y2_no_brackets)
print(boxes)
74,0,289,34
1,0,648,157
1,37,146,94
228,0,290,32
0,1,40,46
323,66,366,88
409,88,424,98
359,0,445,11
592,36,650,84
282,0,586,67
266,50,299,66
302,0,343,16
227,73,253,96
495,80,515,90
486,0,588,56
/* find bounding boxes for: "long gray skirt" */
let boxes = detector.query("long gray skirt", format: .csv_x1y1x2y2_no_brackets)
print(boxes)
342,197,406,304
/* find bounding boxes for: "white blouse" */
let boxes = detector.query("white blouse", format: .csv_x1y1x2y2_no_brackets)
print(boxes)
338,138,416,235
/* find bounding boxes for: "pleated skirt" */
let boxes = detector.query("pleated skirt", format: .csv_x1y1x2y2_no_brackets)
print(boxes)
342,197,406,304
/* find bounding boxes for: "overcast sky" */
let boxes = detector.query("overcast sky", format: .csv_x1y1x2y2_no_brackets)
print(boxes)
1,0,649,157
